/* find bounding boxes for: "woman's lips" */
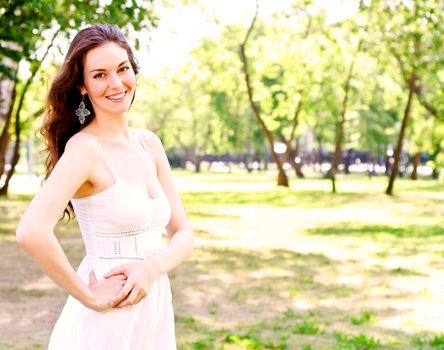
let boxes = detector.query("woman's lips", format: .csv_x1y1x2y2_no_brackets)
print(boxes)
106,91,127,101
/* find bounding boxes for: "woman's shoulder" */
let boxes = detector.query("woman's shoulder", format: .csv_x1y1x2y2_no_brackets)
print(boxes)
134,128,166,165
134,128,164,149
64,131,101,158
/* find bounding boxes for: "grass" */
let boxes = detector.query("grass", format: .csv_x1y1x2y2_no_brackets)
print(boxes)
333,333,380,349
1,172,444,349
306,224,444,238
350,311,374,326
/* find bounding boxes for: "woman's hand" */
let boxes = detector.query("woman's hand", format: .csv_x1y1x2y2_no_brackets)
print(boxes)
103,260,160,308
86,271,127,311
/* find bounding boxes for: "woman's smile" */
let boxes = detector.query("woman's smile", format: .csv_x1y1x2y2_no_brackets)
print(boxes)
106,91,127,102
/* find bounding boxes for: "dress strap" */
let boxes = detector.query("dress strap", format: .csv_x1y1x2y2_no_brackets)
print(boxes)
133,129,165,200
78,132,120,181
134,129,158,170
135,129,149,154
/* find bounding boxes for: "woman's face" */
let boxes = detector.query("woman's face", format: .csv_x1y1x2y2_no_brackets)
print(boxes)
81,41,136,117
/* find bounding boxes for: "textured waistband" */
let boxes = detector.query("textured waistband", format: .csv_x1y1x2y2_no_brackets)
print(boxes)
86,227,164,260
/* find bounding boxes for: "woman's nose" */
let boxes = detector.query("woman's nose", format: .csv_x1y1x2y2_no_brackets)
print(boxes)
108,73,123,88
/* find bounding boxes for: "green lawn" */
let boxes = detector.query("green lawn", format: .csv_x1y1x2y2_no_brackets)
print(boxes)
1,172,444,349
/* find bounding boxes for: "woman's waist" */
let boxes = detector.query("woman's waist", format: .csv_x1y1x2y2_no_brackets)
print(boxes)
83,226,165,260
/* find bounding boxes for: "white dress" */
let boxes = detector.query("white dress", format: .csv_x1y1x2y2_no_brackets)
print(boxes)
48,130,176,350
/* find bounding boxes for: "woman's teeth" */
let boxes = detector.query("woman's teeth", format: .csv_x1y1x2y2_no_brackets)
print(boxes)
107,92,126,100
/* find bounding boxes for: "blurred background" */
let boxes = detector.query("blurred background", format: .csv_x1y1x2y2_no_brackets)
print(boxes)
1,0,444,349
1,0,443,193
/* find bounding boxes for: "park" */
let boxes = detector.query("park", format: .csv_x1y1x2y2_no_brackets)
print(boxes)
1,0,443,349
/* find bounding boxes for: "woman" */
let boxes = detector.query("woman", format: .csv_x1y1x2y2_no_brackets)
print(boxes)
16,24,193,349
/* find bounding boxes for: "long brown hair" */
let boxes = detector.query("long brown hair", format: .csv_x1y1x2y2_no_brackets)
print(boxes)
40,24,139,221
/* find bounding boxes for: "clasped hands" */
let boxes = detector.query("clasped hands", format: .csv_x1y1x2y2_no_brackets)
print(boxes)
88,259,160,311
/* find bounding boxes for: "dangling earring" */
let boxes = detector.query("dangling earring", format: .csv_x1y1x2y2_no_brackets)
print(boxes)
75,94,91,124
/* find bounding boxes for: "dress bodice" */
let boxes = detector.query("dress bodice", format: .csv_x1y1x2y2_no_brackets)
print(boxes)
70,130,171,263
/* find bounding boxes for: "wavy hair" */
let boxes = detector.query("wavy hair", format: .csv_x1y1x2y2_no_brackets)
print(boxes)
40,24,139,221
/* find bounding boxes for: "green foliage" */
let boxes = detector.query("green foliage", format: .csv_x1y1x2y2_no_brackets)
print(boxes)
293,321,320,335
412,334,444,350
131,0,443,177
0,0,157,80
429,335,444,348
224,334,264,349
350,311,374,326
333,333,380,350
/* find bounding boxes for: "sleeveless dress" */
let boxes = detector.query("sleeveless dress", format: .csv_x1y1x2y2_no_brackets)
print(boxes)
48,130,176,350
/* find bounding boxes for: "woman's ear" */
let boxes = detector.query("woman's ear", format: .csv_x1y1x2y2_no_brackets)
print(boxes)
79,86,87,95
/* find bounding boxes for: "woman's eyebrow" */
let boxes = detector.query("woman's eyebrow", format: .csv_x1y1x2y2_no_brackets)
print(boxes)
89,60,130,73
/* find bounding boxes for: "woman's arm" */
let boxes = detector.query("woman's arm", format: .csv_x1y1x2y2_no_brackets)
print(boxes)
16,133,109,311
145,129,194,273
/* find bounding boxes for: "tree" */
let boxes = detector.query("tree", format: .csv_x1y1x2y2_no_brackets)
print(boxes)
239,0,289,186
366,0,443,194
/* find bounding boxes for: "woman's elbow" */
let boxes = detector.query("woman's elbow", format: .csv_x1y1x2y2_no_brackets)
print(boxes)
16,220,35,248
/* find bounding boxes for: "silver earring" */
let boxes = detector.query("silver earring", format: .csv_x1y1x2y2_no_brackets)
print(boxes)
76,94,91,124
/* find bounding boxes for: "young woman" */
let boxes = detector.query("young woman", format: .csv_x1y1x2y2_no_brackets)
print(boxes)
16,24,193,349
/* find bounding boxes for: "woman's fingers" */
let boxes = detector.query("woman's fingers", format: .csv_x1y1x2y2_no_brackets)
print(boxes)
109,279,133,305
107,273,127,281
115,287,144,308
103,265,127,278
132,289,147,305
105,261,156,308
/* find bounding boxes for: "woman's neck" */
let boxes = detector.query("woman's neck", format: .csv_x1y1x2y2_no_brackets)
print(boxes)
87,114,130,140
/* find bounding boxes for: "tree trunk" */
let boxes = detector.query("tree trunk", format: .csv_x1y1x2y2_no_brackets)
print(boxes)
0,79,17,178
328,41,361,193
243,153,253,173
0,87,22,195
239,0,288,187
281,94,302,165
429,145,441,180
0,29,59,195
386,74,416,195
193,154,202,173
0,132,20,195
288,139,304,178
410,152,420,180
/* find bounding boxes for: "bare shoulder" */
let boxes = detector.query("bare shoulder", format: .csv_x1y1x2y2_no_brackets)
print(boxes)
64,132,101,156
137,129,165,156
136,129,169,171
137,129,163,147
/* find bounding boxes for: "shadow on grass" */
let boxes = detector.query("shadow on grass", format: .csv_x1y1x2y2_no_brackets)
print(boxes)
305,223,444,238
173,247,431,349
172,246,356,315
171,246,427,348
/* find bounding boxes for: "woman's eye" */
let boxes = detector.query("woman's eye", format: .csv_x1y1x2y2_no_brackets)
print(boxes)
93,73,105,79
120,66,130,72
